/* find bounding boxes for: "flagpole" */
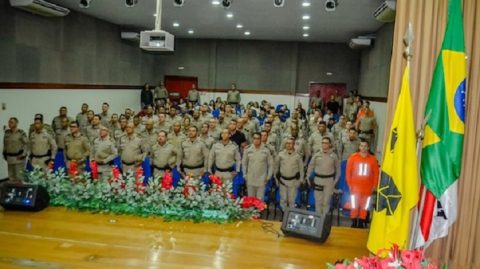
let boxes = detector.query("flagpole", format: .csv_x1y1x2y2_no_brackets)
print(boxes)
400,23,423,250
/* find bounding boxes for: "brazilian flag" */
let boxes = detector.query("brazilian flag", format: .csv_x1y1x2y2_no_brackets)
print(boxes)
421,0,466,198
416,0,466,247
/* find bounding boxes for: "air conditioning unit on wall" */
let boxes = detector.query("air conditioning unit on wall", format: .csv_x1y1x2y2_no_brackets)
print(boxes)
349,38,373,49
374,0,396,22
10,0,70,17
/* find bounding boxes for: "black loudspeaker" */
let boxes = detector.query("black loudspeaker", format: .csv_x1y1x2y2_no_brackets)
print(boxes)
281,207,332,243
0,183,50,212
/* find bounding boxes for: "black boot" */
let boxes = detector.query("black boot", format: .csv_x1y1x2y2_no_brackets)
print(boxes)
358,219,365,228
351,219,358,228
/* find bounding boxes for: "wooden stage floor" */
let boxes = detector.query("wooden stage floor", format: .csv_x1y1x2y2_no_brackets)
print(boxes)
0,207,369,269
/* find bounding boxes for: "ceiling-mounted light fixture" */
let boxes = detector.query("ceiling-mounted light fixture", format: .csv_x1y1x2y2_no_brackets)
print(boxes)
273,0,285,7
325,0,338,12
173,0,185,7
79,0,91,8
125,0,138,7
222,0,232,8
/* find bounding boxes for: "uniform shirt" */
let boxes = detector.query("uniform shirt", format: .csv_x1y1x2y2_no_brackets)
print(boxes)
76,113,89,135
29,129,57,159
358,116,377,133
150,142,178,169
156,121,171,133
140,129,158,152
332,122,347,141
108,122,120,138
99,112,111,127
346,152,379,193
266,132,280,152
29,123,55,138
208,128,221,141
280,137,311,163
168,132,186,149
284,118,305,133
199,135,214,150
242,144,273,187
119,134,146,163
199,113,212,124
91,137,117,164
3,128,28,164
308,131,334,154
142,115,159,125
133,124,145,135
208,141,241,173
217,120,228,130
226,90,241,104
190,118,203,130
52,116,74,133
64,133,90,161
341,137,360,161
307,149,340,184
114,129,126,146
244,118,260,133
86,125,101,144
154,86,169,99
264,143,277,158
178,138,209,169
166,115,183,125
187,89,200,102
239,128,251,144
275,150,304,181
55,128,70,150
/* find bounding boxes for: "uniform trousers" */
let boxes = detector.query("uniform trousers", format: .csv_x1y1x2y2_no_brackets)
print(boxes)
313,176,335,215
279,178,300,210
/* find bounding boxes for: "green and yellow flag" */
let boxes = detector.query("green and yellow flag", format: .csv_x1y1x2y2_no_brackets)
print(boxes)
367,65,419,253
416,0,466,247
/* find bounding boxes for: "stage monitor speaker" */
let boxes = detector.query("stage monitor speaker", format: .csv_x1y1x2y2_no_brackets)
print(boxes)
281,207,332,243
0,183,50,212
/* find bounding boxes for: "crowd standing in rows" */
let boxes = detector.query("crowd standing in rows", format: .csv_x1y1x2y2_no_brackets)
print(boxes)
3,82,379,227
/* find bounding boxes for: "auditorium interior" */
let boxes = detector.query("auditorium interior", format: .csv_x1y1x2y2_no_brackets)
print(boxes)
0,0,479,268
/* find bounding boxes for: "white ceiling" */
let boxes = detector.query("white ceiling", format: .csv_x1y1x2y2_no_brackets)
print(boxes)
48,0,385,43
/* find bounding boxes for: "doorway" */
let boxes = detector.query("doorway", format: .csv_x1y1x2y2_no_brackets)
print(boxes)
164,76,198,104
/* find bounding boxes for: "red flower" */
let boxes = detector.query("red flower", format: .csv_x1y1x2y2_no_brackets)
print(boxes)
161,172,173,190
112,166,120,181
69,161,78,177
241,196,266,211
209,175,223,186
90,161,99,181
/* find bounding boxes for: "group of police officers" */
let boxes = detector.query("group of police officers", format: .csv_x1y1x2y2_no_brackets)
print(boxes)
3,87,379,227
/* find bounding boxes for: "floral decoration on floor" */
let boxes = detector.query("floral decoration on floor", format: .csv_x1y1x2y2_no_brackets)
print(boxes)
24,168,265,223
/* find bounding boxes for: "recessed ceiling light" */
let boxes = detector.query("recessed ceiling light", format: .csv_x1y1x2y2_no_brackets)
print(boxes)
188,29,194,34
326,72,333,76
303,26,310,30
236,24,243,29
226,13,233,18
244,31,251,36
303,33,309,37
173,22,180,27
302,15,310,20
302,2,311,7
212,0,221,5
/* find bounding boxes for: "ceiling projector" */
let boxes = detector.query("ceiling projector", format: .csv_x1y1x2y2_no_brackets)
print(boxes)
139,30,174,52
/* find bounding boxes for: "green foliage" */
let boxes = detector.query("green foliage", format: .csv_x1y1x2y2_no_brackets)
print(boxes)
24,168,260,222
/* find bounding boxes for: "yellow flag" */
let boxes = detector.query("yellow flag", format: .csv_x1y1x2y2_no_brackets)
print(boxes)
367,65,419,253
